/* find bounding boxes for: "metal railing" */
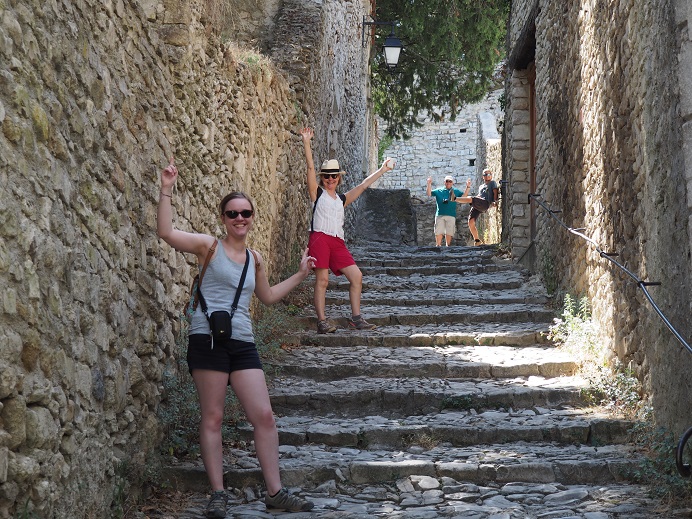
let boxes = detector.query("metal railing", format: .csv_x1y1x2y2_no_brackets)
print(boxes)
528,193,692,477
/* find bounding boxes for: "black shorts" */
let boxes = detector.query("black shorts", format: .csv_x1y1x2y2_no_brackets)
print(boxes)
468,197,491,222
187,334,263,374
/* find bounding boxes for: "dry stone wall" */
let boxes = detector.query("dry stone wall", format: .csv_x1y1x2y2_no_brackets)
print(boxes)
0,0,370,516
505,0,692,435
378,93,504,246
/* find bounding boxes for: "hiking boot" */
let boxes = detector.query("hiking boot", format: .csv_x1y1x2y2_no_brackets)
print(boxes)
348,315,377,330
205,490,228,518
317,319,337,334
264,487,314,512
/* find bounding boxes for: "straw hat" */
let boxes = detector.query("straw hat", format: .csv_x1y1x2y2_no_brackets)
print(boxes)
320,159,346,174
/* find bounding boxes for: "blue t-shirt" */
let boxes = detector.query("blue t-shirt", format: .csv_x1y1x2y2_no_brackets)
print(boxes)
432,187,463,217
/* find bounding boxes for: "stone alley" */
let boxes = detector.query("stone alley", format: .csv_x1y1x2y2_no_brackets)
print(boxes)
162,245,690,519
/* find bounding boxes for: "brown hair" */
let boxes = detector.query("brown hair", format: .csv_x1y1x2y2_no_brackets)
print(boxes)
219,192,255,215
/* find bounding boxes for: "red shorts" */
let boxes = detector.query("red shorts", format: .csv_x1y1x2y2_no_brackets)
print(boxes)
308,232,355,276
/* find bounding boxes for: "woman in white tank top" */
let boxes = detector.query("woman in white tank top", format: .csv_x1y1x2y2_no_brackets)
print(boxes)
300,127,396,334
157,157,316,515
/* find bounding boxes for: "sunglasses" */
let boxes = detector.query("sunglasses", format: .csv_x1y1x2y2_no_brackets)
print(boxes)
321,173,340,179
224,209,254,219
483,174,491,177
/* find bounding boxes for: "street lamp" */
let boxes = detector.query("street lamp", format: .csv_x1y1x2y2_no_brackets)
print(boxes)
362,16,403,70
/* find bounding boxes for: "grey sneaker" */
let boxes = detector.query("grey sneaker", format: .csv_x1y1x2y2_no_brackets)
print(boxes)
317,319,337,334
264,487,314,512
348,315,377,330
205,490,228,518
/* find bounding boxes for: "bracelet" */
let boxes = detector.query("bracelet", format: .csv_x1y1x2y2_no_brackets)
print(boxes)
160,191,172,198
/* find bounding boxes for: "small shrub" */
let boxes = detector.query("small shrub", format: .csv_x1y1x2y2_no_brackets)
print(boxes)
549,295,643,418
629,409,692,504
440,395,474,410
402,432,441,450
158,317,243,459
541,249,558,294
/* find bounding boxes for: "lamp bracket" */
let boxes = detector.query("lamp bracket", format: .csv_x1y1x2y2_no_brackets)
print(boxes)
362,16,396,48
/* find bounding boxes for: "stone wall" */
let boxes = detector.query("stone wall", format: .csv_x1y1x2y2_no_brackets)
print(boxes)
0,0,370,516
379,91,504,246
505,0,692,435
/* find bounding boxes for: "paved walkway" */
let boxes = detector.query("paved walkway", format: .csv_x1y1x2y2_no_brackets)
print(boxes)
163,245,690,518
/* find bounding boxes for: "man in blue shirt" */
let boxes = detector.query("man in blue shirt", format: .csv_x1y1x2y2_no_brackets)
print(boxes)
456,169,499,245
426,175,464,246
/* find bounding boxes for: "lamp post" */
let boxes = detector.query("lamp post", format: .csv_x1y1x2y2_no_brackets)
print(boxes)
362,16,403,70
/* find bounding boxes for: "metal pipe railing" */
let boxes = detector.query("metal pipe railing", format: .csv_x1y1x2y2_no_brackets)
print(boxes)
528,193,692,477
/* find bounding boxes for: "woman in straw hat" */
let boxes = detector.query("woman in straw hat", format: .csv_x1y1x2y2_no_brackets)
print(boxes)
300,127,395,334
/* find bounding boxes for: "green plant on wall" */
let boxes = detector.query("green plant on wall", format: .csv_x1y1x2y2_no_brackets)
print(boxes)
629,408,692,503
549,294,642,418
541,249,558,295
378,134,394,164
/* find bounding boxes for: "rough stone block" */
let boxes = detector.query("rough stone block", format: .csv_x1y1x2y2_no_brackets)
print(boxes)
349,460,435,484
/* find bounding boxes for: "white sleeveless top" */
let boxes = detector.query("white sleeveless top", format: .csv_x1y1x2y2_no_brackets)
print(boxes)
312,190,345,239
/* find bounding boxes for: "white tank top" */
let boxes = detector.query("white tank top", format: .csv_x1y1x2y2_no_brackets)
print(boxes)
312,189,345,239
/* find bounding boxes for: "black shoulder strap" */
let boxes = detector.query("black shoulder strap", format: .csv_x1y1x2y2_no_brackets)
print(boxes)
310,187,323,232
199,249,250,319
310,187,346,232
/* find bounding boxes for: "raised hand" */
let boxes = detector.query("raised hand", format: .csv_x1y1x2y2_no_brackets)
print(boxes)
300,127,314,142
382,157,396,171
161,156,178,189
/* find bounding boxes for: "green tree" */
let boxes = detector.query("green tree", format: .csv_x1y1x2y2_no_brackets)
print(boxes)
372,0,509,138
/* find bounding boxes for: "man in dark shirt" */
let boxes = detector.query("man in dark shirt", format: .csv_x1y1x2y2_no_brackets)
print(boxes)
456,169,499,245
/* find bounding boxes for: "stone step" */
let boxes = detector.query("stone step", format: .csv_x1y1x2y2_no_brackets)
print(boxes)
177,480,675,518
162,441,643,492
268,375,589,418
358,263,524,278
295,303,555,329
295,322,552,347
239,408,633,450
348,245,500,265
326,286,550,307
329,271,528,291
268,345,577,380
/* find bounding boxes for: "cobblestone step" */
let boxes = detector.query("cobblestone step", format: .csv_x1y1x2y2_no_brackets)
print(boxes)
239,408,633,449
295,303,555,329
296,322,552,347
330,271,528,291
268,375,589,418
326,286,550,307
163,442,643,493
268,345,577,380
177,480,686,519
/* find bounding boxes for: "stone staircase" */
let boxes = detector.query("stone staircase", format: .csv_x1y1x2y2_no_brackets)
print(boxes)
168,245,681,518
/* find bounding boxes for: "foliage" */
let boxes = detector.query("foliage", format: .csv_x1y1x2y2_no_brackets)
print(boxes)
548,294,643,418
581,362,643,419
629,408,692,504
372,0,510,138
378,134,395,164
402,432,441,450
158,318,244,459
541,249,558,295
